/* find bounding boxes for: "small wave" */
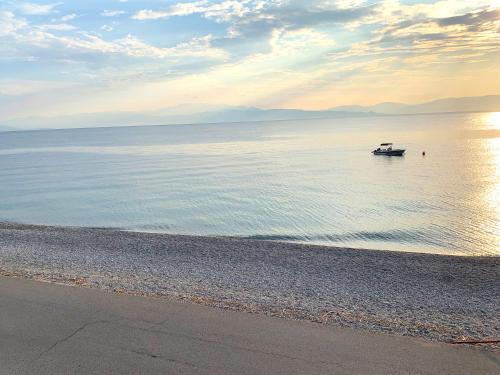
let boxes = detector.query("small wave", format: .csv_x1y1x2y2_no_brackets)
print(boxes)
244,229,446,247
132,224,173,231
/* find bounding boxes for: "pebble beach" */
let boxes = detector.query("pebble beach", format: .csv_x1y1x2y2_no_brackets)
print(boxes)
0,222,498,343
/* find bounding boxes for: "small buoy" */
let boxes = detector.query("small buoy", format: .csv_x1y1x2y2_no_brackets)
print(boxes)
422,151,426,156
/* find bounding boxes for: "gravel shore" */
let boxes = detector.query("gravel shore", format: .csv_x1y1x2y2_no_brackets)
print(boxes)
0,222,498,343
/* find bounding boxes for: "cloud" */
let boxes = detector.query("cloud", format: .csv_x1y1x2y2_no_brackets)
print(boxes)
39,23,76,31
131,1,228,20
270,5,376,29
0,11,27,37
131,9,169,20
131,1,375,60
101,10,126,17
17,2,62,15
61,14,77,22
0,11,226,65
112,34,227,59
329,1,500,63
132,0,286,21
101,25,113,32
131,0,374,25
436,9,500,28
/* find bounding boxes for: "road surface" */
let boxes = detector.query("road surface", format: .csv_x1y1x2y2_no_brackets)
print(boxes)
0,276,498,374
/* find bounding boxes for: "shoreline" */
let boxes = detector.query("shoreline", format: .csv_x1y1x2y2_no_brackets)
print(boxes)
0,221,498,345
2,221,487,258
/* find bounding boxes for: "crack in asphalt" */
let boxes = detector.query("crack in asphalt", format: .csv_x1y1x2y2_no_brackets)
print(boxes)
118,347,221,371
29,319,117,364
112,321,345,369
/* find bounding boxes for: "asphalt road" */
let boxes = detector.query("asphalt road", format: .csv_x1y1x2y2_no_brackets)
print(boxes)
0,276,498,375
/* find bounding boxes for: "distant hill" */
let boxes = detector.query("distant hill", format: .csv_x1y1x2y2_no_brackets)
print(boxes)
3,95,499,129
330,95,500,114
191,107,374,123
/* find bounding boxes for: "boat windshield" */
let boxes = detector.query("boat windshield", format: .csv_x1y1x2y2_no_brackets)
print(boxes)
378,143,394,150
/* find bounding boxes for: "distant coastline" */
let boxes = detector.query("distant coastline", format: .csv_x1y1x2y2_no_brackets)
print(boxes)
2,94,499,131
2,107,499,134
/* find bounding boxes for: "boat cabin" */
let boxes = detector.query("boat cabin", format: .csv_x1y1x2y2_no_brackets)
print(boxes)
377,143,393,151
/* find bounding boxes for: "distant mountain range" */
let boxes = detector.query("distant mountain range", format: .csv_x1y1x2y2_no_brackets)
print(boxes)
329,95,500,115
3,95,499,130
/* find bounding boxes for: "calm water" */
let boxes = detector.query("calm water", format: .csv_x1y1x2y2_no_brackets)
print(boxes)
1,112,499,256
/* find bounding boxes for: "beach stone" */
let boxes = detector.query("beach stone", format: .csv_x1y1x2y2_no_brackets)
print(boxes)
0,222,498,344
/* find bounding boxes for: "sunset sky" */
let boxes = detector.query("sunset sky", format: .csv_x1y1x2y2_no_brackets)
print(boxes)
0,0,499,122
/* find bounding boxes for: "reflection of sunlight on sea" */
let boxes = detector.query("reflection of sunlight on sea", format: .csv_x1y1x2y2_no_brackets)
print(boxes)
485,137,500,253
484,112,500,130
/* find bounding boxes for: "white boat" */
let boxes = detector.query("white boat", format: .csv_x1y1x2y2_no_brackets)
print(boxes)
372,143,405,156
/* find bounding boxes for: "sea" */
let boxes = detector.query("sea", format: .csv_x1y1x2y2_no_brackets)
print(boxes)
1,112,499,256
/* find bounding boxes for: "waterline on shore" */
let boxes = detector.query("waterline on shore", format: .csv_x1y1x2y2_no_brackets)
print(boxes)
1,222,498,344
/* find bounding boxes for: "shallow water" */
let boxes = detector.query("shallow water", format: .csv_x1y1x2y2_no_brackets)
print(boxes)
1,112,499,255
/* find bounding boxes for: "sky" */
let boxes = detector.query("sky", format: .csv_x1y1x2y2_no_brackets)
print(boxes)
0,0,499,123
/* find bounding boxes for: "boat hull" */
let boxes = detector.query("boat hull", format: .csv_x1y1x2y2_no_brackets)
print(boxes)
372,149,405,156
